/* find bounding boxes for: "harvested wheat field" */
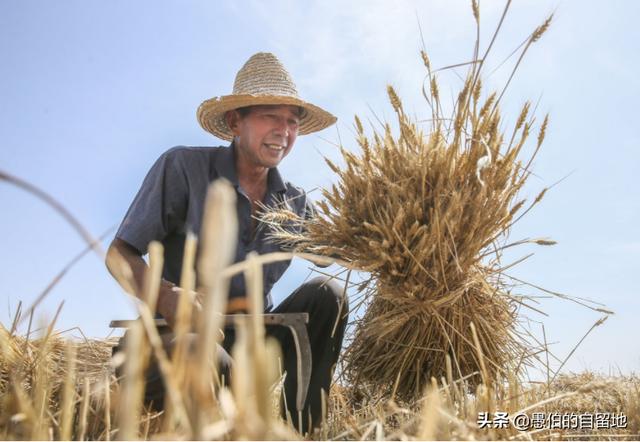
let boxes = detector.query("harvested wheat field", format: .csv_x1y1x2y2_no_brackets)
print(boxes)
1,325,639,440
1,2,637,441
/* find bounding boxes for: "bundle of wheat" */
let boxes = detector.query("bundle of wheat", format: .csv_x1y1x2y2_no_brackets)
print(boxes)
261,5,555,399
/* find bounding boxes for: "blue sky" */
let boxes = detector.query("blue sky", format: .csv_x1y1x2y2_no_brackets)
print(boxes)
1,1,638,377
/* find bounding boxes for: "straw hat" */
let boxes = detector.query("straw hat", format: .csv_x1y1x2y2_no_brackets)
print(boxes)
197,52,337,141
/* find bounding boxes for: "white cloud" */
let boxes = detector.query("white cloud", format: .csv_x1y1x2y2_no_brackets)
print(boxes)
241,0,562,125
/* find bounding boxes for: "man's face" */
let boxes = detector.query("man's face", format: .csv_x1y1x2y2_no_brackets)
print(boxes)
227,104,300,169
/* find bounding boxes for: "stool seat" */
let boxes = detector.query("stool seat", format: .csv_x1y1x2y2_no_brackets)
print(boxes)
109,312,311,413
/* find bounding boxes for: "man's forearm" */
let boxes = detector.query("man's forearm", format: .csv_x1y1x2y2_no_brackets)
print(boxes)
106,237,179,326
106,238,147,294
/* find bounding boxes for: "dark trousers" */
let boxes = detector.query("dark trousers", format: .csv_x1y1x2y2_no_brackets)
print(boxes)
113,276,348,434
225,276,348,433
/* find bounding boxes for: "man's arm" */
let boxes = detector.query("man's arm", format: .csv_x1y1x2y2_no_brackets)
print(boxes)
106,148,191,327
105,237,180,327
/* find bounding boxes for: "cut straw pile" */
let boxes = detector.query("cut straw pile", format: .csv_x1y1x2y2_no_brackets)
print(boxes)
0,325,116,440
2,324,637,440
262,11,555,400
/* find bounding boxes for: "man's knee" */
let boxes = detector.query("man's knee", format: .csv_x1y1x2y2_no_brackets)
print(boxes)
298,277,349,327
303,276,348,310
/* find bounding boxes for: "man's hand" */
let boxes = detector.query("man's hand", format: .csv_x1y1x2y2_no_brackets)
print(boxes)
157,283,204,330
107,238,202,329
156,279,180,328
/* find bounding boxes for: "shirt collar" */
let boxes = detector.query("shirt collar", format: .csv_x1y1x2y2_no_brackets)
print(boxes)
215,142,287,194
214,143,239,186
267,164,287,194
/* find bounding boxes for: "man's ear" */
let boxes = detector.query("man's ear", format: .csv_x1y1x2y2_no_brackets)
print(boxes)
225,110,241,135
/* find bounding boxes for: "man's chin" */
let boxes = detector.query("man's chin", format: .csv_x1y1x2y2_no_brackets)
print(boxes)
265,161,282,169
260,154,285,168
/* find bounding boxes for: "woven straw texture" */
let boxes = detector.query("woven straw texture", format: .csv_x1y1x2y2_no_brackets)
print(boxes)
197,52,336,141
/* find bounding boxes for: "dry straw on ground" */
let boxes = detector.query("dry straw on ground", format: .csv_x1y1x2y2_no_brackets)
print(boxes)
2,326,638,440
0,1,630,441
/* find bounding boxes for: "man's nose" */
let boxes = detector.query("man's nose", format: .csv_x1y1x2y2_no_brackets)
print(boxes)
273,117,289,136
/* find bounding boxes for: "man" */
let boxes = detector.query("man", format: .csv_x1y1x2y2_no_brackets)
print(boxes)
106,52,347,433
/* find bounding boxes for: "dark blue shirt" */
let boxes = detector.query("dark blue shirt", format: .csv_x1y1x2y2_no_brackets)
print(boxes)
115,144,313,311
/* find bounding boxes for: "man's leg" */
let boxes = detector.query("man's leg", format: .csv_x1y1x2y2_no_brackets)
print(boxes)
268,276,349,434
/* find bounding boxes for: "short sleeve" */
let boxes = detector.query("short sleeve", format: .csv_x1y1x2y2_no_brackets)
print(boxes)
115,148,188,255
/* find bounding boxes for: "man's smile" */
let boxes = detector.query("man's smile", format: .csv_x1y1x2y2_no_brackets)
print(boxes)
264,143,286,152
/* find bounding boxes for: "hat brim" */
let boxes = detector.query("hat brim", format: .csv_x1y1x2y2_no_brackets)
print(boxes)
197,94,337,141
